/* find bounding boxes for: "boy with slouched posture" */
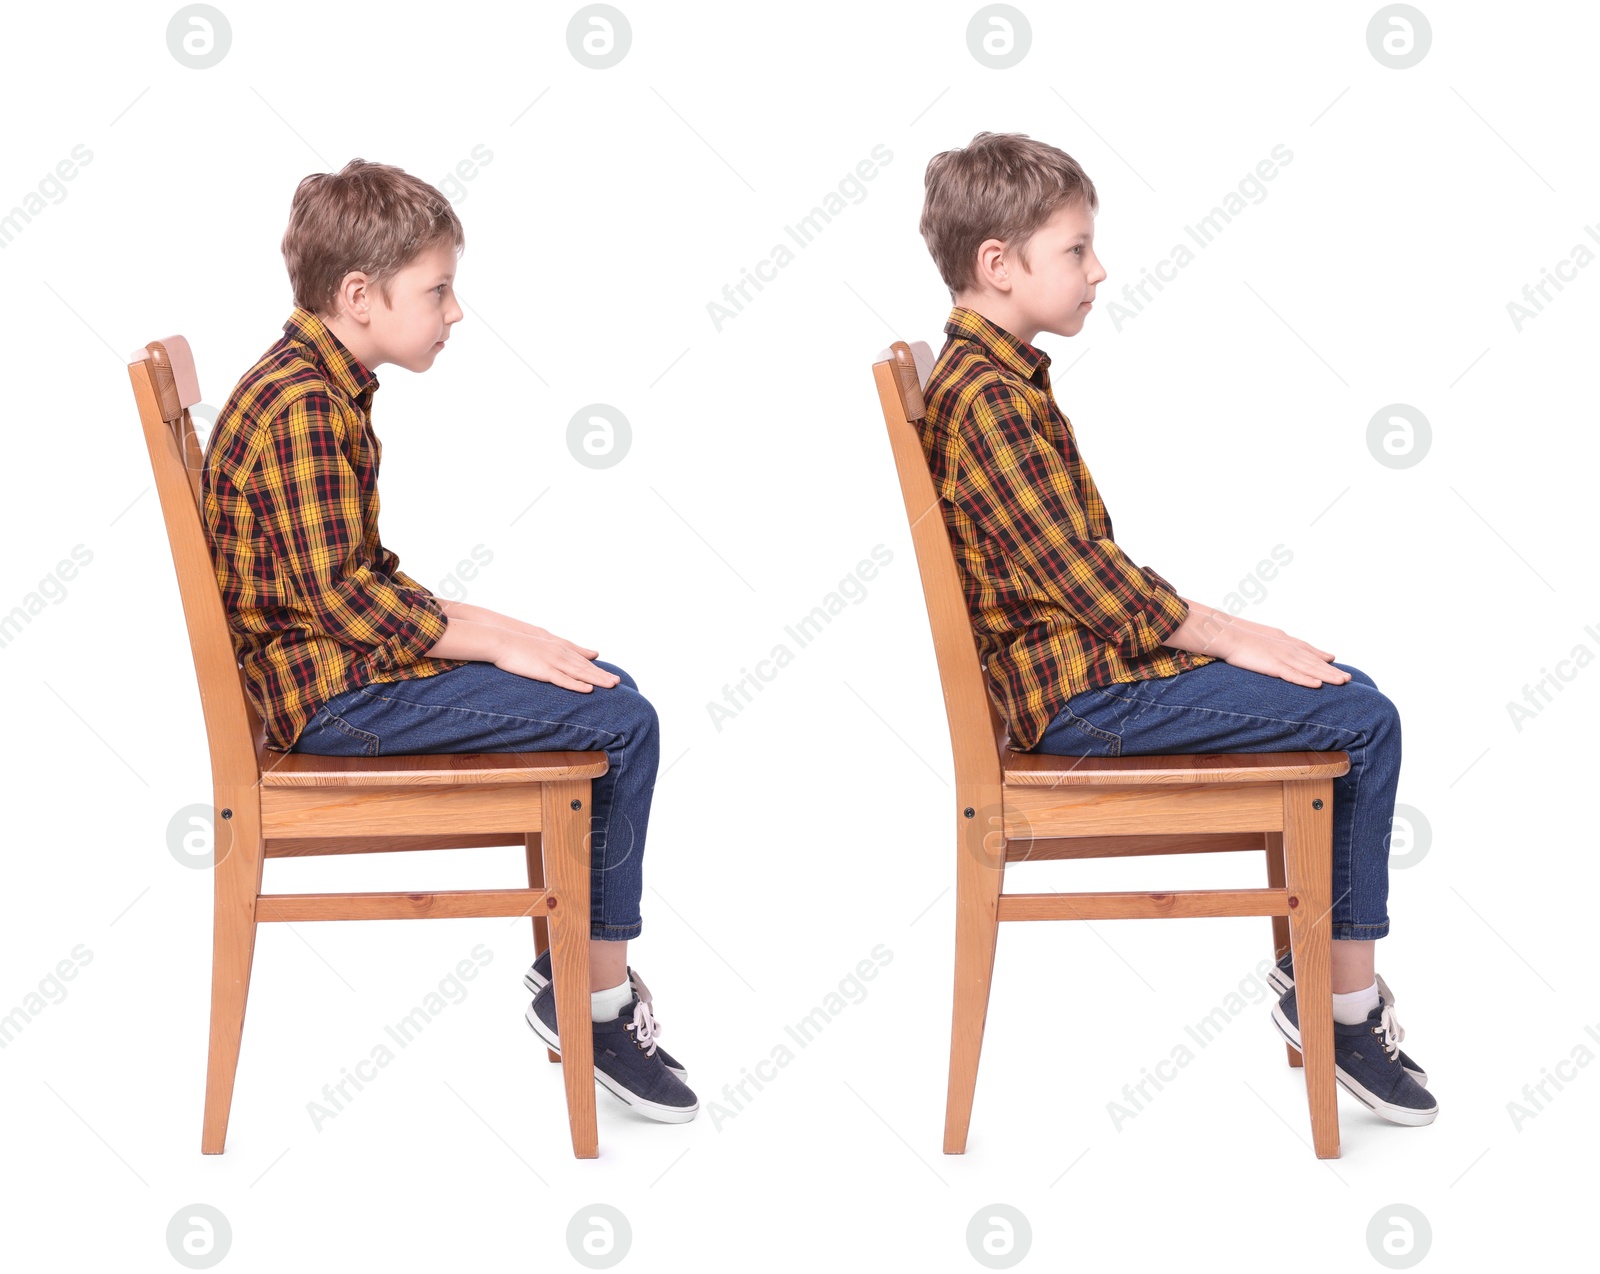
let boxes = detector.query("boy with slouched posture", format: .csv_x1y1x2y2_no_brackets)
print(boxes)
201,158,695,1123
914,132,1435,1126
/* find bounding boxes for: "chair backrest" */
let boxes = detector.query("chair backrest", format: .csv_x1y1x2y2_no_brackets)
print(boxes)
871,340,1006,795
126,336,264,790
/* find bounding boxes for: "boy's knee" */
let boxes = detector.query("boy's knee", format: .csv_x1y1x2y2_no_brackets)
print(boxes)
628,693,660,744
1366,689,1402,742
615,685,658,737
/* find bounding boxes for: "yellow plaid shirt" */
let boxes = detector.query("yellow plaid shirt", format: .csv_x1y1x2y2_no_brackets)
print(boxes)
918,306,1217,750
201,307,469,751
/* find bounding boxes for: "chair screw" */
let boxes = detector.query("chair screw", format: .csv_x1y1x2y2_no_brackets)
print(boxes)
1312,799,1324,810
963,807,975,818
570,798,583,811
1287,895,1299,908
220,808,232,820
546,897,557,909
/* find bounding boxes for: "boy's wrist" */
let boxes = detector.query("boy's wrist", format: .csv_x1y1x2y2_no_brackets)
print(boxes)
1173,598,1238,656
480,620,514,661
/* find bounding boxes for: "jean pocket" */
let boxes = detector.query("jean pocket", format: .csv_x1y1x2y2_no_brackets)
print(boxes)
1062,709,1122,756
307,709,381,756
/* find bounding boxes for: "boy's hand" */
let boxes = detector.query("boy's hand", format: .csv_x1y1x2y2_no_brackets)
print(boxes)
1225,612,1338,660
437,600,605,667
1215,625,1351,688
1169,599,1349,688
491,629,621,693
519,623,601,663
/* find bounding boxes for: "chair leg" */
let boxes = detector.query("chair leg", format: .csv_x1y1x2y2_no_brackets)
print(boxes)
542,779,598,1159
1263,831,1302,1071
524,833,560,1065
1280,779,1339,1159
944,796,1006,1154
201,800,264,1154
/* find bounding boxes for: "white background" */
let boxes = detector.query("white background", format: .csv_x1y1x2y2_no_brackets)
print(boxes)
1,0,1595,1269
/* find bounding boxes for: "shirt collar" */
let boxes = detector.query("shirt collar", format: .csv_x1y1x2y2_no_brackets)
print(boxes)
283,306,379,405
943,305,1051,382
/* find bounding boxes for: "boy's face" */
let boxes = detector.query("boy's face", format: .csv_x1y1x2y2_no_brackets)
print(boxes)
960,197,1106,345
323,237,464,374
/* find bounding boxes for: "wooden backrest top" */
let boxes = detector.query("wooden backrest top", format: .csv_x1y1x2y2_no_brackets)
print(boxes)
871,340,1007,795
127,336,265,789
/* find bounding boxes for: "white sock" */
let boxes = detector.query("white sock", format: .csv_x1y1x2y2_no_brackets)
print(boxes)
1331,979,1380,1025
591,977,632,1022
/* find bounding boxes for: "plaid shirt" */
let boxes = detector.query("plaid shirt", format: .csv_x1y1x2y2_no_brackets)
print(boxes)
918,306,1217,751
201,307,469,751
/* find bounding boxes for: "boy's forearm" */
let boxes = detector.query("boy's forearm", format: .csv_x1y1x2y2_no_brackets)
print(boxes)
423,614,509,663
438,599,538,636
1165,596,1240,658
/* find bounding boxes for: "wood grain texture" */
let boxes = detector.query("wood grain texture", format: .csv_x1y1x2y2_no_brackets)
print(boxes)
264,833,523,859
1004,749,1351,786
256,888,548,922
541,780,598,1158
259,749,608,787
262,784,546,840
1006,782,1286,839
1280,779,1340,1158
1005,831,1269,862
997,887,1290,922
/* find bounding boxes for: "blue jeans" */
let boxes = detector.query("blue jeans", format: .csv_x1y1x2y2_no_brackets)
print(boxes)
1027,660,1399,940
291,660,657,940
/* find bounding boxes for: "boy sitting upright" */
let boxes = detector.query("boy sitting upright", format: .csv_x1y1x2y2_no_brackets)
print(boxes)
913,132,1434,1127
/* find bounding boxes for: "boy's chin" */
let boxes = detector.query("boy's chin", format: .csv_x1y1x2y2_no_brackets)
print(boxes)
1042,312,1090,338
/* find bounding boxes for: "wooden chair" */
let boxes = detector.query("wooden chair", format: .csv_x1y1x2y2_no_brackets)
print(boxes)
128,335,607,1158
871,339,1348,1159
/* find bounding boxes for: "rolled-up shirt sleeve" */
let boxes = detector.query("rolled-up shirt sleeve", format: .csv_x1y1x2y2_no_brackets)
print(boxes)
948,381,1190,660
241,393,450,672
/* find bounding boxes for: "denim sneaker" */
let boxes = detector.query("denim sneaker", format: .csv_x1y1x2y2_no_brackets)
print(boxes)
1265,951,1427,1086
1271,985,1437,1126
524,951,687,1079
525,982,699,1123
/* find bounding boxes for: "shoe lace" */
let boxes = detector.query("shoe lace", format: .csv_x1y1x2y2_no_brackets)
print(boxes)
1373,973,1406,1062
624,998,662,1057
630,967,654,1008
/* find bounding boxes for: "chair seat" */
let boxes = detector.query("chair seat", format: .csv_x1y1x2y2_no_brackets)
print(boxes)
1002,749,1350,787
259,748,609,788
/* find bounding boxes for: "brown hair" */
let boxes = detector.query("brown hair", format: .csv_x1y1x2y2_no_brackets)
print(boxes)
281,158,464,317
919,131,1099,298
